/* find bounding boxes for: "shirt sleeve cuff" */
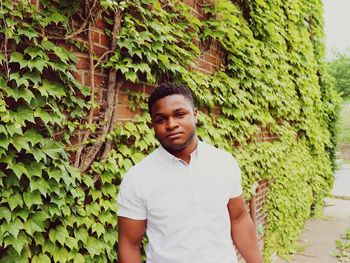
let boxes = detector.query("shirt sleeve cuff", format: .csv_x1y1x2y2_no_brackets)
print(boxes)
229,187,243,199
117,204,147,220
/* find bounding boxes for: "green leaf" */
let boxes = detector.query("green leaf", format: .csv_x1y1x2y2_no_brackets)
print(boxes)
74,227,88,244
23,190,42,209
50,12,66,25
6,123,22,136
23,71,41,86
11,135,30,152
125,70,138,83
0,206,11,223
17,27,38,39
82,175,94,188
86,202,100,217
131,152,145,163
8,194,23,211
42,140,63,159
10,73,29,87
53,46,70,64
41,40,56,51
24,217,44,236
24,129,44,146
7,218,23,238
52,247,69,263
41,80,66,98
72,253,85,263
0,134,11,149
31,148,47,162
27,57,46,72
9,52,27,69
32,254,50,263
158,54,169,65
24,46,46,59
34,108,52,125
3,86,34,104
65,236,78,250
15,105,35,124
16,209,30,222
91,222,105,238
49,225,69,246
30,178,51,196
86,237,105,257
4,231,29,255
119,144,131,157
10,162,27,179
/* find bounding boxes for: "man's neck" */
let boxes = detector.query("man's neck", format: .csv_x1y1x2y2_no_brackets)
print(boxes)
169,137,198,164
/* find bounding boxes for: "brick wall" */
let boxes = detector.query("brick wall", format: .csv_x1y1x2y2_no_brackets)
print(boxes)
67,1,271,258
236,179,270,262
32,0,271,259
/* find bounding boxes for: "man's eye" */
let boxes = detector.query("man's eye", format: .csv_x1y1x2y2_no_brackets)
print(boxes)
155,117,165,123
176,112,185,118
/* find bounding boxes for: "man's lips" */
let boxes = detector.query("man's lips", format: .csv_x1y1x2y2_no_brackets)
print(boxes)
166,132,183,139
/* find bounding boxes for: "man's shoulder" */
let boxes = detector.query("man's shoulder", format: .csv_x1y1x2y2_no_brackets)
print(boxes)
123,147,161,179
199,141,235,160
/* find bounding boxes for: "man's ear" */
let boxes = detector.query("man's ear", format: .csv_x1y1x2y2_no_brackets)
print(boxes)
194,108,198,124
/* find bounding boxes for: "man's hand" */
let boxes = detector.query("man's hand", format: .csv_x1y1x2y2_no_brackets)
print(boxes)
228,195,263,263
118,217,146,263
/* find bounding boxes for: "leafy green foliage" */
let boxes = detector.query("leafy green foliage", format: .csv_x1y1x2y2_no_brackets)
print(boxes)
0,0,340,262
338,103,350,145
328,51,350,100
101,0,339,261
333,228,350,262
106,0,201,84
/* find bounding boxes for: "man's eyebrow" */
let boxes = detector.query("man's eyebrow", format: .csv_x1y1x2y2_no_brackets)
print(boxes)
153,107,187,116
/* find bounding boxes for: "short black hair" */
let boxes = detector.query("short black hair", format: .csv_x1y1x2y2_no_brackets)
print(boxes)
148,83,195,114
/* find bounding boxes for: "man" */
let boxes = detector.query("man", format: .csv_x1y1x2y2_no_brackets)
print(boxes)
117,83,263,263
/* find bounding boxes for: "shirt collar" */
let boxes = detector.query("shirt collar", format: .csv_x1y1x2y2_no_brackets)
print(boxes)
158,139,201,165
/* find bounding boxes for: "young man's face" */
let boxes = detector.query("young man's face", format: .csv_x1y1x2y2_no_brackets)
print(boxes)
150,94,198,154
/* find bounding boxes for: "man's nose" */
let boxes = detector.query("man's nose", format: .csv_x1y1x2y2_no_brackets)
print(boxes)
166,118,178,130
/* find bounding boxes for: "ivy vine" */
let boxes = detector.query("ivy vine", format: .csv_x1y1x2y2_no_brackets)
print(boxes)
0,0,340,262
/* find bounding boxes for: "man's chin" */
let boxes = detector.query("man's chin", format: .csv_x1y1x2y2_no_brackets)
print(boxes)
161,141,186,152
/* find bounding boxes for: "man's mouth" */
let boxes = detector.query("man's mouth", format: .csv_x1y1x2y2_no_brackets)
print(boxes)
167,132,183,139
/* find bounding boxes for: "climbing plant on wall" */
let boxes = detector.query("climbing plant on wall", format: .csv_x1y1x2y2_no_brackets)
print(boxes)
0,0,340,262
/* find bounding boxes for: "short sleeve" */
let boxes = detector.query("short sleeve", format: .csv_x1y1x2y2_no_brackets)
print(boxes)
228,156,243,198
117,171,147,220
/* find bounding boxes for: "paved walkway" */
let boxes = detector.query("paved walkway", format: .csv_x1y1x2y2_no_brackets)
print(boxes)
274,166,350,263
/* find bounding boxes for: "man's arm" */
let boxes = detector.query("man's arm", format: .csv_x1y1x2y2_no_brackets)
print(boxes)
118,216,146,263
228,195,263,263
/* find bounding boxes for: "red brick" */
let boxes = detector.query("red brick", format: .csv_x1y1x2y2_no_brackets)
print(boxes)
121,82,144,93
84,72,106,87
93,45,109,57
95,18,107,30
73,72,84,84
76,55,90,70
91,30,100,44
144,85,156,96
118,92,130,105
183,0,194,7
202,53,217,66
100,33,110,47
117,105,139,120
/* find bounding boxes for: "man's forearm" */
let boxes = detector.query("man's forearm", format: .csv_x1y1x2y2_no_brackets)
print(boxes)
118,241,142,263
231,213,263,263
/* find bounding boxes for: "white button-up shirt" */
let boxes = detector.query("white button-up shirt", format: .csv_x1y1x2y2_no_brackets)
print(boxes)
117,141,242,263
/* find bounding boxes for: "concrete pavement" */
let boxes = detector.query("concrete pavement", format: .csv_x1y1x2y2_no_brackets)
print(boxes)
273,166,350,263
333,165,350,198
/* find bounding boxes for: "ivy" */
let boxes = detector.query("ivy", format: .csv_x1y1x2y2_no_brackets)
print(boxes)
0,0,340,262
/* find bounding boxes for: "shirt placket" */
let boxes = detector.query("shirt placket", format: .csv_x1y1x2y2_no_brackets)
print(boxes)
186,159,207,263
